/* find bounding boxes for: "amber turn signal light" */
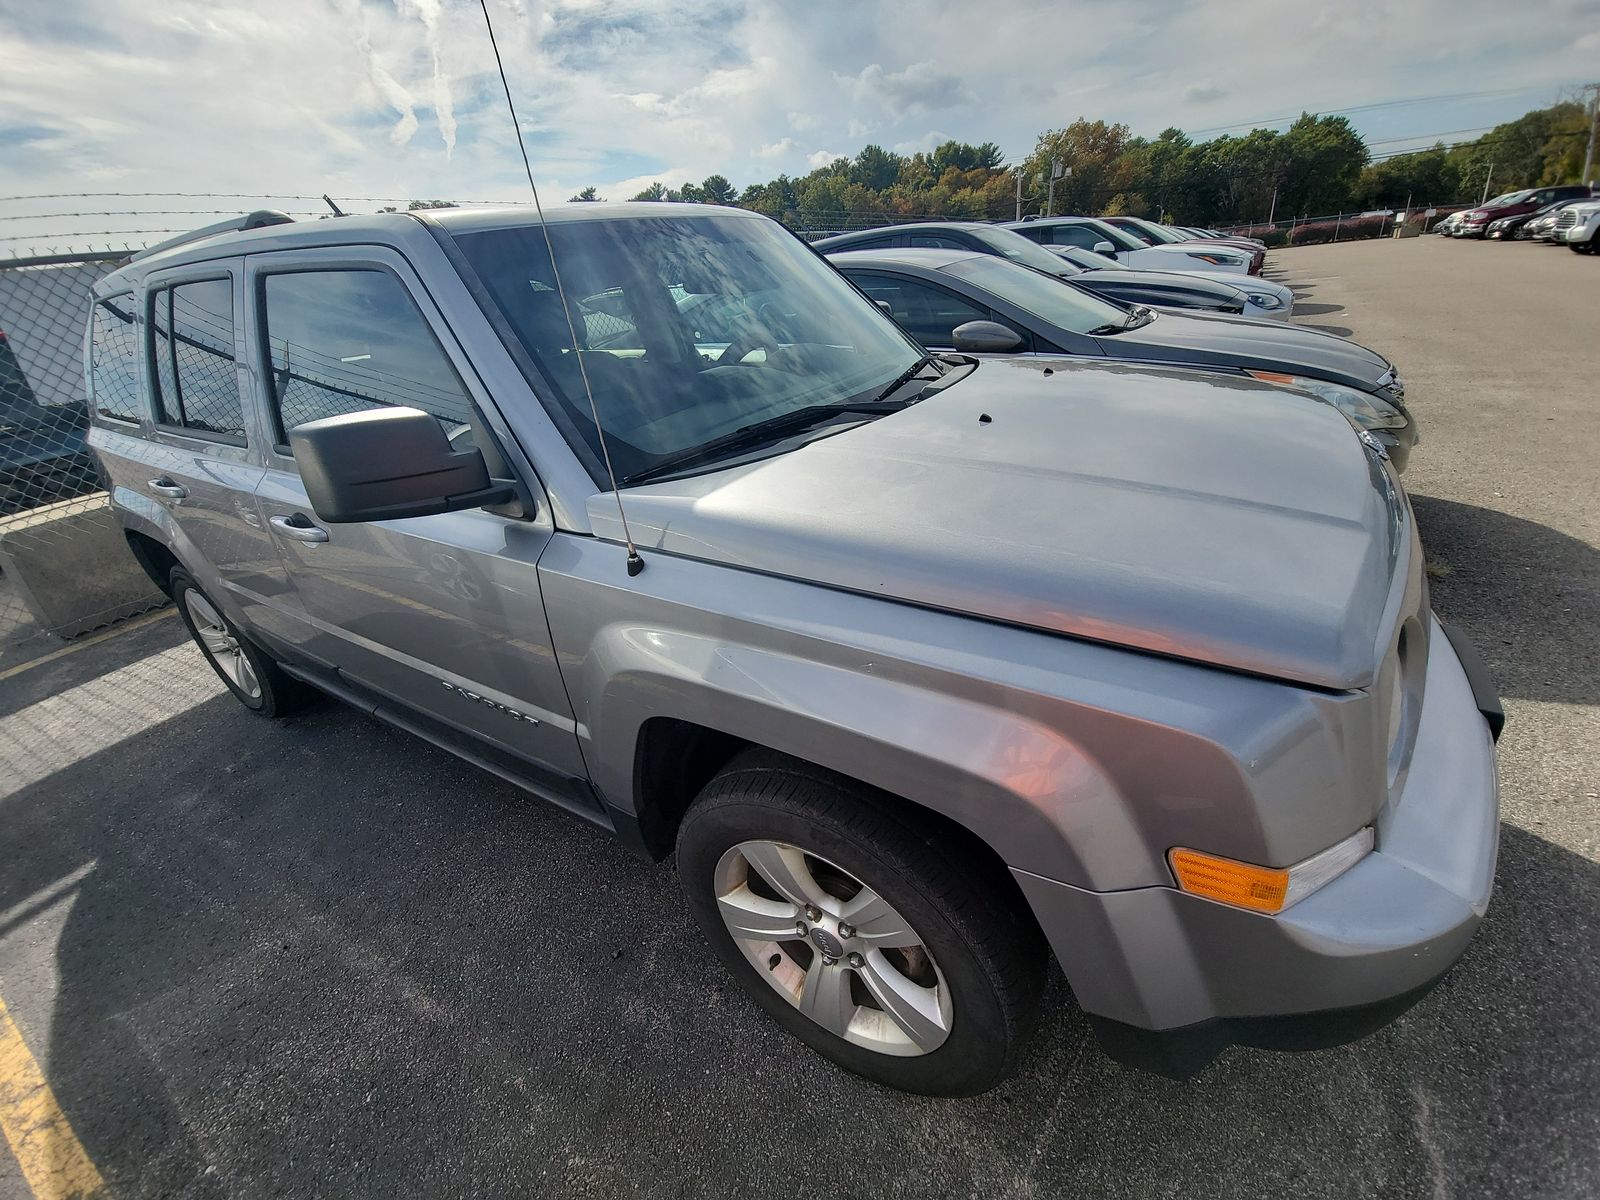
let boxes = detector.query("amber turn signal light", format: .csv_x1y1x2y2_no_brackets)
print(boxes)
1168,848,1290,914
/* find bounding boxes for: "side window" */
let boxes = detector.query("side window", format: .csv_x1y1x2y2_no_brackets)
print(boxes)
847,273,992,348
260,269,473,445
906,235,966,250
89,296,143,422
845,236,894,251
149,278,246,439
1048,225,1100,249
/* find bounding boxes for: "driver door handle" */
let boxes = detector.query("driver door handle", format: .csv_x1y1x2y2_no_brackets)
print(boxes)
269,513,329,544
148,476,188,499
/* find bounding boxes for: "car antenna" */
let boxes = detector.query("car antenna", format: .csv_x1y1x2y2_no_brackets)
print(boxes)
322,194,346,217
477,0,644,577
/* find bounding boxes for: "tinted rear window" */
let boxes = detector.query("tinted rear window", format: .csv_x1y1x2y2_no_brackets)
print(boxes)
89,296,143,422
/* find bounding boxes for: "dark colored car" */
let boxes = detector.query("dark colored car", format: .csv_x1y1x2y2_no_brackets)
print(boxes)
830,247,1416,470
814,223,1254,317
1488,196,1592,240
1097,216,1267,274
1456,185,1595,239
0,329,98,515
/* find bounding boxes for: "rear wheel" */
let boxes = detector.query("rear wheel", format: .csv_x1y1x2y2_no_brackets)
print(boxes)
171,568,310,717
677,751,1046,1096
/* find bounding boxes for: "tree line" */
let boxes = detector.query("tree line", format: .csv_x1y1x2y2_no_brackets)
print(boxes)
563,100,1593,230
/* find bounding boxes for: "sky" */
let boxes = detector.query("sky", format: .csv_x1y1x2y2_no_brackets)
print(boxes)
1,0,1597,251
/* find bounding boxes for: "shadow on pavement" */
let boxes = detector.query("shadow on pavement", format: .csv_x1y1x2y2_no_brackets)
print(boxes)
1413,494,1599,706
1,678,1596,1198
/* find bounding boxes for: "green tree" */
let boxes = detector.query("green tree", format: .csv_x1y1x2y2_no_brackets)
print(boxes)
850,144,904,191
567,186,602,202
699,174,736,205
1025,119,1132,215
1277,113,1368,215
630,182,668,201
407,199,457,210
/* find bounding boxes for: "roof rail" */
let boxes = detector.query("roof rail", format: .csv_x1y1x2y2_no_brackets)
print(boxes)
129,209,294,262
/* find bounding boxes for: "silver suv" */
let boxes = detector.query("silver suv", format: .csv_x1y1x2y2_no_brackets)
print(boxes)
86,204,1502,1095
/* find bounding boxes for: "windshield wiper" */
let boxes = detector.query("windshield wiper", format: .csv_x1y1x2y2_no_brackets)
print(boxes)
872,353,938,404
621,399,909,486
1090,305,1154,335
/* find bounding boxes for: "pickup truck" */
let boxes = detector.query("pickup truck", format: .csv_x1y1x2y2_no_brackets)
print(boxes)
87,204,1502,1095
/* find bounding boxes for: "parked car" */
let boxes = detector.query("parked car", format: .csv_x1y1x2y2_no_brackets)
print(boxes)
1454,185,1595,239
830,246,1416,469
1040,243,1295,320
1095,216,1267,274
813,223,1258,318
1432,211,1467,236
1005,217,1255,274
0,327,99,515
88,204,1498,1096
1556,199,1600,252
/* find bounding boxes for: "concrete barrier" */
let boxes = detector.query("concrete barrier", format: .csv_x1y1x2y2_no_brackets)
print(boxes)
0,494,167,639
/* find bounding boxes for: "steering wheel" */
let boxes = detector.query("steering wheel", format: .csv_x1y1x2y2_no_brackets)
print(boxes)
715,303,785,365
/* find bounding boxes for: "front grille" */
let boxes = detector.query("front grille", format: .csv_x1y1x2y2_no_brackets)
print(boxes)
1556,210,1579,230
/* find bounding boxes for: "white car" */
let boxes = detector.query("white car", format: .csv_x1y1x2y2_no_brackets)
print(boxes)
1004,217,1255,275
1556,201,1600,253
1044,244,1295,321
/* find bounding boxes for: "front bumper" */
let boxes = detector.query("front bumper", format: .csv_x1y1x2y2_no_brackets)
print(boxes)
1562,220,1599,244
1014,613,1501,1078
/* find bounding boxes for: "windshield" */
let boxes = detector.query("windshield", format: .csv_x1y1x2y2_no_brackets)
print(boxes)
1078,221,1145,252
946,255,1128,334
1483,191,1528,208
1130,220,1184,244
966,226,1081,276
454,214,922,484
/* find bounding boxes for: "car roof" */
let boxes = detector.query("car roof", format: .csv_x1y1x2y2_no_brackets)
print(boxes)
824,247,991,271
1001,216,1102,227
106,202,761,281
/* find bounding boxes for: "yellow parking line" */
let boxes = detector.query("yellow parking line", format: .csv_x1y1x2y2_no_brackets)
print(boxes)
0,607,175,685
0,994,104,1199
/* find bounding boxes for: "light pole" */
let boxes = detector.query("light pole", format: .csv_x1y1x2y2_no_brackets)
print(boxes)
1046,160,1066,216
1480,161,1494,205
1583,83,1599,187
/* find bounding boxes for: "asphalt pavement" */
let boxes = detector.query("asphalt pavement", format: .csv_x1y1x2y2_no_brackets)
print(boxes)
0,234,1597,1199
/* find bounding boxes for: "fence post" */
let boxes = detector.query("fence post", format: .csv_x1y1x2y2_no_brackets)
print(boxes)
1333,212,1342,242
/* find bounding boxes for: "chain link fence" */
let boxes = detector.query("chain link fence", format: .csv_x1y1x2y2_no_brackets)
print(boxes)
0,251,169,658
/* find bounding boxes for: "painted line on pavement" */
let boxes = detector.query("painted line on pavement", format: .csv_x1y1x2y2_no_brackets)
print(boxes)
0,992,104,1199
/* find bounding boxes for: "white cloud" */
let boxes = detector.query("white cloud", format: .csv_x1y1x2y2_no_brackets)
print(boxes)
0,0,1592,252
845,61,974,119
807,149,845,169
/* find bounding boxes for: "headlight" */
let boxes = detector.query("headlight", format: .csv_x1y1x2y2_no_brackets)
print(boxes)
1245,292,1284,310
1245,371,1409,431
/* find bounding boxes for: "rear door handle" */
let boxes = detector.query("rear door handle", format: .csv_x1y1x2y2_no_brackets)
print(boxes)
269,514,329,544
148,476,188,499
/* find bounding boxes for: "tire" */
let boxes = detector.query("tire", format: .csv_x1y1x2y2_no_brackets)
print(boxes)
171,567,311,717
676,750,1046,1096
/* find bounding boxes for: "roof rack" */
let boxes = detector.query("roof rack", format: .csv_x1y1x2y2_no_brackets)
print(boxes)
129,209,294,262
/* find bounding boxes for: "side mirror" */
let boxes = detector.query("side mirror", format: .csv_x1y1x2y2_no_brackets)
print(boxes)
951,320,1024,353
1093,240,1117,255
874,299,894,316
288,406,514,523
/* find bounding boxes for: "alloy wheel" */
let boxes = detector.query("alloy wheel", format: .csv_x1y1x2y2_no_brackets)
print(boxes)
184,589,261,701
713,839,952,1056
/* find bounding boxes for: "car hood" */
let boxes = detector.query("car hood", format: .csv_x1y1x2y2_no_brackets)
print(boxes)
1100,309,1391,390
590,359,1410,690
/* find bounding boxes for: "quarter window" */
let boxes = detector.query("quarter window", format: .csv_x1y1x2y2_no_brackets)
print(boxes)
259,269,473,444
89,296,143,422
149,278,247,439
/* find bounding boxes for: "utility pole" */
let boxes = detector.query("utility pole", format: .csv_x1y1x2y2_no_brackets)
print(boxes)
1480,161,1494,204
1266,184,1278,227
1015,169,1023,221
1583,83,1599,187
1046,159,1066,216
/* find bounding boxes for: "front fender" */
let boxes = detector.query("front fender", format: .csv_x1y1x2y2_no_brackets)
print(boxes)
536,535,1319,892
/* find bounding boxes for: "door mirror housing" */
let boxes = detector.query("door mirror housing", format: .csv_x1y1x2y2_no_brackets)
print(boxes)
1093,240,1117,255
950,320,1024,353
288,406,514,523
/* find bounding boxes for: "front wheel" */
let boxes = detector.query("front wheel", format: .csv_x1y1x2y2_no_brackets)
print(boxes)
677,751,1046,1096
